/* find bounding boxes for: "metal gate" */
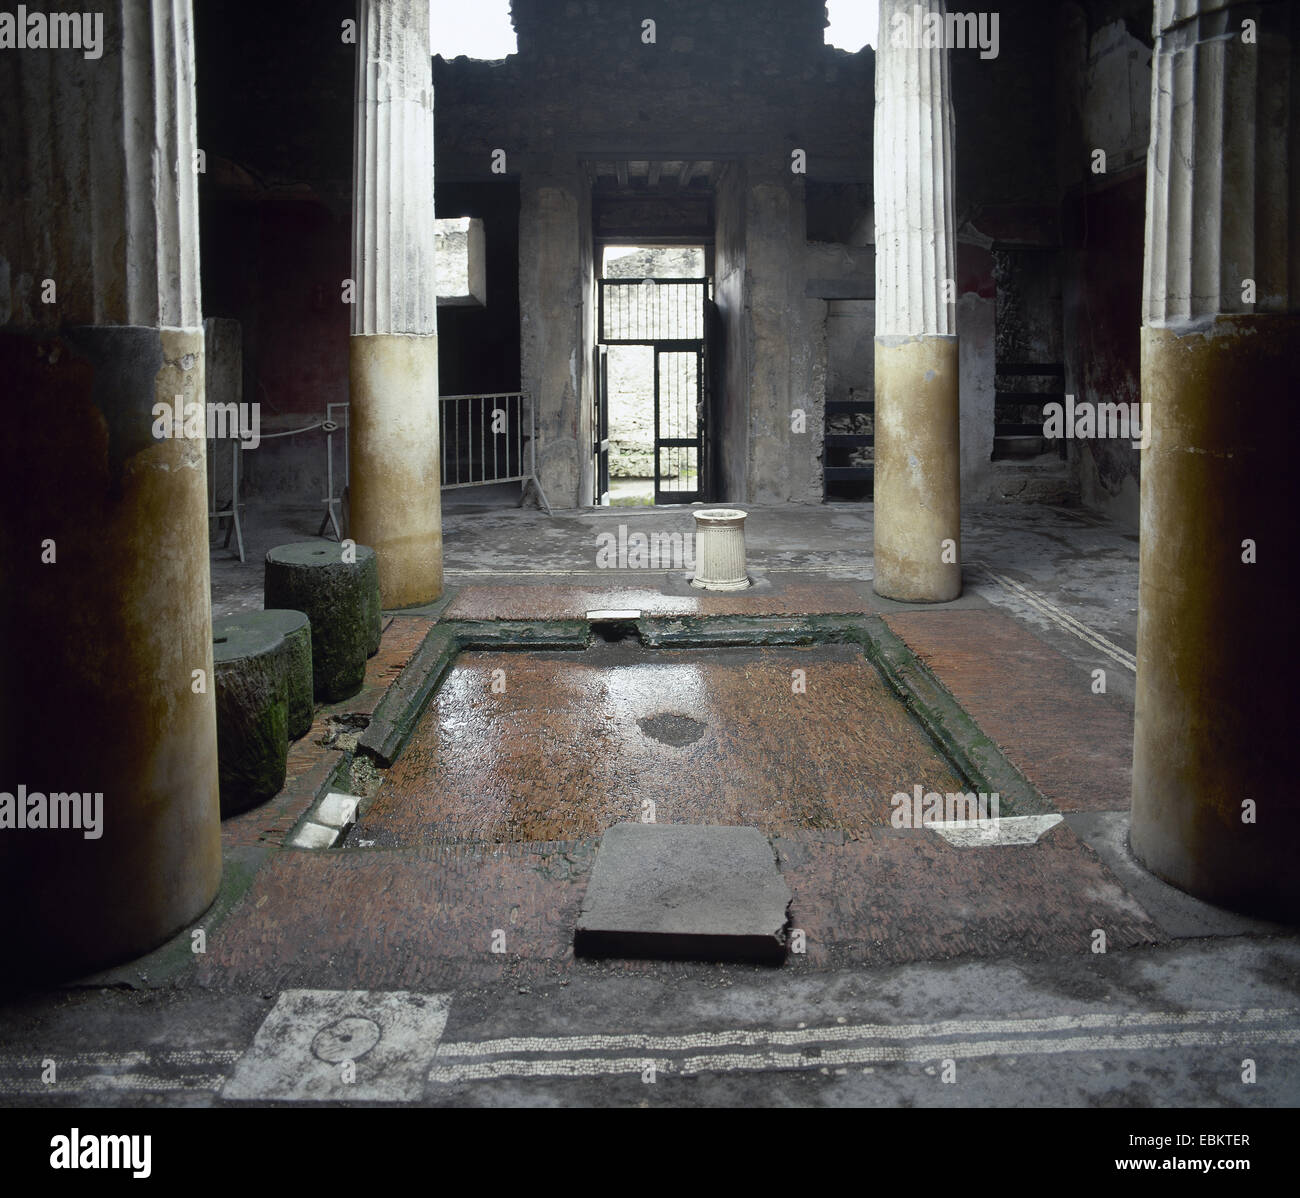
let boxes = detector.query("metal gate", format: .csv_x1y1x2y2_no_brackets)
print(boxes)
597,277,710,505
594,346,610,505
653,346,702,503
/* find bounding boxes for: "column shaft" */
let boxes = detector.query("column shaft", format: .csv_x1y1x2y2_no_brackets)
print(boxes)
873,0,962,602
0,0,221,974
518,160,594,508
349,0,443,607
1132,0,1300,917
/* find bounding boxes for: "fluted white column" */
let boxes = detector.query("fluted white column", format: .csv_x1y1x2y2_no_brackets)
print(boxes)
349,0,443,606
1131,0,1299,918
0,0,221,974
1142,0,1298,324
872,0,962,602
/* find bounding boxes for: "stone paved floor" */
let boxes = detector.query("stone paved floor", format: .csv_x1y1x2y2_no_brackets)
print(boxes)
2,495,1296,1110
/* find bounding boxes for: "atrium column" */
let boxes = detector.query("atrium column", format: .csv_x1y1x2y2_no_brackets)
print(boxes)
872,0,962,602
0,1,221,973
349,0,443,607
1131,0,1299,917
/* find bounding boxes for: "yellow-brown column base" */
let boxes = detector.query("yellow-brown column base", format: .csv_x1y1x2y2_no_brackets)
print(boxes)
348,334,444,608
872,335,962,602
1131,316,1300,920
0,325,222,976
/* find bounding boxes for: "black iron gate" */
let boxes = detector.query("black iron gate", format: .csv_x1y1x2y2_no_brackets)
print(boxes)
653,345,702,504
597,277,710,505
594,345,610,504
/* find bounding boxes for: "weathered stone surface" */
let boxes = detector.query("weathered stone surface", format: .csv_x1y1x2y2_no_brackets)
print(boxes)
290,822,340,850
358,549,382,656
1132,318,1300,919
317,793,360,831
214,621,289,817
0,1,201,331
264,542,376,702
575,823,791,962
213,608,317,758
239,608,314,739
519,161,603,507
873,335,961,601
875,0,956,340
213,609,314,744
1129,2,1300,921
348,0,444,607
350,0,436,338
348,335,444,608
0,322,222,975
0,1,220,976
873,0,962,602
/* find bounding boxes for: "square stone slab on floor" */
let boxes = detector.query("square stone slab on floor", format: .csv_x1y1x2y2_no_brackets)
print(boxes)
221,989,451,1102
575,823,792,962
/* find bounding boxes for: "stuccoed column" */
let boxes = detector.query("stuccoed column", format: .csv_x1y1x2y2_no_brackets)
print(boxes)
0,0,221,973
872,0,962,602
1130,0,1299,918
349,0,443,606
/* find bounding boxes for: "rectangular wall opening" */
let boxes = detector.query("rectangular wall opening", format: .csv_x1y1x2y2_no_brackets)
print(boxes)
596,246,710,506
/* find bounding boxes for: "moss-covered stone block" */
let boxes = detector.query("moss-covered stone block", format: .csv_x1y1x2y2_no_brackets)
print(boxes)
264,542,377,702
258,609,314,738
213,620,290,817
216,609,314,741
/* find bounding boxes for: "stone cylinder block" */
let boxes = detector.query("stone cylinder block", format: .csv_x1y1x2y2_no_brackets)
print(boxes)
359,549,383,657
264,543,378,702
213,621,290,817
270,609,315,737
216,610,314,741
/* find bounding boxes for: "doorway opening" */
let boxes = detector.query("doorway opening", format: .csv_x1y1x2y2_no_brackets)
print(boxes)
596,246,711,506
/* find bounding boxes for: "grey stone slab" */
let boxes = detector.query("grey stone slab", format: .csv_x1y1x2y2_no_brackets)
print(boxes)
222,989,451,1102
317,793,360,831
290,822,339,851
575,823,791,962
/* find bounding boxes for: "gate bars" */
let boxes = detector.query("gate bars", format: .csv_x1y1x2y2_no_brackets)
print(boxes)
319,392,550,538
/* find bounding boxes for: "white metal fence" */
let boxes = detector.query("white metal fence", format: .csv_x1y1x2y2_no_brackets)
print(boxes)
441,392,533,491
319,391,549,537
211,393,550,557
